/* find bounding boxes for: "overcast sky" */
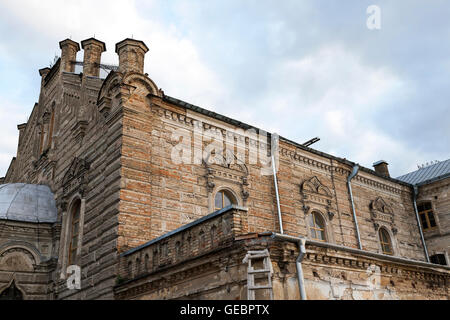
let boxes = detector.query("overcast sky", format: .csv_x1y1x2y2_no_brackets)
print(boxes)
0,0,449,178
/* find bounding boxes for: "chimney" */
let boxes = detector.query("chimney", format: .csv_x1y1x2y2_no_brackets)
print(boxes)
17,123,27,147
115,38,149,74
59,39,80,73
373,160,390,178
39,67,51,86
81,38,106,77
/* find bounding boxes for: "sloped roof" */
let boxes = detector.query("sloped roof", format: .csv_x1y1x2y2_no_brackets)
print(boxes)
396,159,450,185
0,183,57,223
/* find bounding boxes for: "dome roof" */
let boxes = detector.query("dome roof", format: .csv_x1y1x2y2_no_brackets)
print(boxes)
0,183,57,223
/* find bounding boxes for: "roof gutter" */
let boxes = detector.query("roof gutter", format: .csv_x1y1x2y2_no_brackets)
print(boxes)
412,185,430,262
347,164,362,250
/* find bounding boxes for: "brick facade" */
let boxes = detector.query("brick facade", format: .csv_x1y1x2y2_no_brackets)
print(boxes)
1,37,449,299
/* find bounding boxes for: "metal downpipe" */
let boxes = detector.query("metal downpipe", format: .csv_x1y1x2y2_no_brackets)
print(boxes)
413,185,430,262
270,233,307,300
347,164,362,250
272,154,283,234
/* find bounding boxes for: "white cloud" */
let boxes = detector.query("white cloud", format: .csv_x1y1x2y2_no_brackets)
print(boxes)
0,0,226,175
0,1,447,179
243,44,422,176
0,97,27,176
0,0,225,104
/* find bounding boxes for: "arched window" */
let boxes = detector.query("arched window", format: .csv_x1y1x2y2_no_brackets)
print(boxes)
0,281,23,300
308,212,326,242
47,110,55,149
378,228,393,255
68,200,81,265
417,202,437,230
214,190,236,211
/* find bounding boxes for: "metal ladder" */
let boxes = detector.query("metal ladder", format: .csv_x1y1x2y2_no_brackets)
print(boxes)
242,249,274,300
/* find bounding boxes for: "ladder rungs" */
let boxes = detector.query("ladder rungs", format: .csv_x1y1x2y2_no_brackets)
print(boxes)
247,250,269,254
248,269,271,274
248,285,273,290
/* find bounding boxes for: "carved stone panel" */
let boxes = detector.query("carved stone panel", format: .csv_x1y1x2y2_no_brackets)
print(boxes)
369,197,396,233
62,157,90,198
300,176,336,219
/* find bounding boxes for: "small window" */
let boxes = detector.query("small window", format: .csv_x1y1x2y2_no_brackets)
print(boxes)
379,228,393,255
214,190,236,211
68,200,81,265
308,212,326,241
430,254,447,266
417,202,437,230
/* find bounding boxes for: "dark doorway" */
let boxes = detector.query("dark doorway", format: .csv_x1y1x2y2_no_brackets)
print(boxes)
0,281,24,300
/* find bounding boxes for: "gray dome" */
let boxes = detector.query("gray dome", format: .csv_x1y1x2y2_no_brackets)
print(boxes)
0,183,57,223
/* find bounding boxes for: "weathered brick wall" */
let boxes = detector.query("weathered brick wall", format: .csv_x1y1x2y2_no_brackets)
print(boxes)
0,221,56,299
115,91,426,263
116,206,248,286
268,239,449,300
418,177,450,261
2,37,441,300
4,53,123,299
115,233,449,300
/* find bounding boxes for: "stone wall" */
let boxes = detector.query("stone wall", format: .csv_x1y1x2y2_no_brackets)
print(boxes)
114,91,426,263
418,176,450,262
2,37,446,300
115,229,449,300
3,39,123,300
0,220,57,299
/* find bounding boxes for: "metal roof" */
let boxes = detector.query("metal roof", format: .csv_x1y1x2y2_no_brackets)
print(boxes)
0,183,57,223
396,159,450,185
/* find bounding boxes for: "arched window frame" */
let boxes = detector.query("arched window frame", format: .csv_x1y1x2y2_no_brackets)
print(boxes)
213,188,238,211
68,199,81,265
378,227,394,255
307,211,327,242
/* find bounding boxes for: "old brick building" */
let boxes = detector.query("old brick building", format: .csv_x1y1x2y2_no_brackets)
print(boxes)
397,160,450,266
0,38,449,300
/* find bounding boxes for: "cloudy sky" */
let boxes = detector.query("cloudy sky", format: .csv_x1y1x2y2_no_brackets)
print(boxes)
0,0,449,178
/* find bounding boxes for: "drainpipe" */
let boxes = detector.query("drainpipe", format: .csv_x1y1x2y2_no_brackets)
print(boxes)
347,164,362,250
272,154,284,234
412,185,430,262
270,233,307,300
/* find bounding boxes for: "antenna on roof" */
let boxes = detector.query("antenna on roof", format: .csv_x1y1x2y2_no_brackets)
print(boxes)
303,137,320,147
418,160,440,169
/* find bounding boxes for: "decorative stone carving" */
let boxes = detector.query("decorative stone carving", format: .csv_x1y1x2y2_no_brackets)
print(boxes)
328,211,335,220
301,176,332,197
62,157,90,198
369,197,396,232
300,176,336,218
203,150,249,203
